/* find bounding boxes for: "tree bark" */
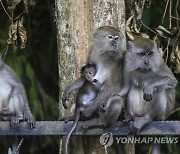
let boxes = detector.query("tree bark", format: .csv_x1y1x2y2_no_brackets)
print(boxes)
55,0,126,153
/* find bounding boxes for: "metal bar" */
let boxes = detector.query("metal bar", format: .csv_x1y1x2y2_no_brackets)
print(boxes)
0,121,179,136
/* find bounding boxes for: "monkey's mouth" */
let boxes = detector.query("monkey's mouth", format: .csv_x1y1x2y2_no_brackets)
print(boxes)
138,67,151,72
107,50,118,56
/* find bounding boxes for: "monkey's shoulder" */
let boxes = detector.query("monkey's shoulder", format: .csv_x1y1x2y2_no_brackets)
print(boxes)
2,64,20,82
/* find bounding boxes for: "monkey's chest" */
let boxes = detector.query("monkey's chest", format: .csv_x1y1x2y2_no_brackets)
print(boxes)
0,80,12,109
127,87,148,116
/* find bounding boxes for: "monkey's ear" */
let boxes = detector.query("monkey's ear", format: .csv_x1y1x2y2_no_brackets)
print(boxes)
127,41,134,51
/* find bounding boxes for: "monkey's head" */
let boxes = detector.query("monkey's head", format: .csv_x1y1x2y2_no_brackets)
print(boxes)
126,38,163,72
81,64,96,82
92,26,125,58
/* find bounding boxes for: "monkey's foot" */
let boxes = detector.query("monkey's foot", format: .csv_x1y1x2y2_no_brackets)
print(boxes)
123,117,132,123
127,121,139,134
10,116,23,128
27,117,36,129
131,116,150,134
123,114,133,123
83,124,89,133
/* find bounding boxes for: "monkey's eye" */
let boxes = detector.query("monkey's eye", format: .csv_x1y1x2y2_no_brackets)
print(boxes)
147,51,153,56
138,52,145,56
107,35,113,39
114,36,119,40
88,72,91,74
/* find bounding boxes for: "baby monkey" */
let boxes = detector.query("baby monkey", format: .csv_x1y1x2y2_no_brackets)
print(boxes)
63,64,103,154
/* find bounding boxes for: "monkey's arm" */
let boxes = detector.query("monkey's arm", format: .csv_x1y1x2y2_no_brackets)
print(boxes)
62,77,85,109
148,64,177,89
147,76,177,89
143,65,177,101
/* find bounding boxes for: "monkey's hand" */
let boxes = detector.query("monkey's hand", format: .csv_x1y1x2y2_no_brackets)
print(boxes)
10,116,24,128
26,116,36,129
143,86,154,101
62,91,70,109
99,102,107,112
92,79,103,91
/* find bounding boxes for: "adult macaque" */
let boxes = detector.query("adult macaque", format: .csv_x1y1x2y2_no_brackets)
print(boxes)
62,26,125,129
0,56,35,128
108,38,177,153
64,64,104,154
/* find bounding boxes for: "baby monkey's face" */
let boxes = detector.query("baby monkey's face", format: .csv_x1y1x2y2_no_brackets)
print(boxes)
83,67,96,82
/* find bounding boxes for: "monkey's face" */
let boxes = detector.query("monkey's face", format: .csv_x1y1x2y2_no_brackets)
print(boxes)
134,50,154,71
82,67,96,82
92,26,125,57
127,38,162,72
84,70,95,82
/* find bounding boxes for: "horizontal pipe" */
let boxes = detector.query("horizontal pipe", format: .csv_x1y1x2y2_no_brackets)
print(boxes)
0,121,179,136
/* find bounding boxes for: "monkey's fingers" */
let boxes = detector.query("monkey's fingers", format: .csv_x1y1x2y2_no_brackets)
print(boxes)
82,123,89,133
10,116,20,128
28,119,36,129
123,117,133,123
128,121,136,134
129,124,140,135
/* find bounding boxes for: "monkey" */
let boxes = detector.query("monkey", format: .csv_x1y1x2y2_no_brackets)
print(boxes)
106,38,177,154
64,64,105,154
62,26,126,154
62,26,126,131
0,56,35,128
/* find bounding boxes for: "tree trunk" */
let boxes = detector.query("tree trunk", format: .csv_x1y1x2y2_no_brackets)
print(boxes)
55,0,126,153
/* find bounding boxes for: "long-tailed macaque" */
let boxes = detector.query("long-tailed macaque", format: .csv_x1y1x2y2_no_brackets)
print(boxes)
108,38,177,154
0,56,35,128
64,64,104,154
62,26,125,130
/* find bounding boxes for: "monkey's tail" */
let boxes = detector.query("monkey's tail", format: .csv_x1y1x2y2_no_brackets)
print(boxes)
64,110,80,154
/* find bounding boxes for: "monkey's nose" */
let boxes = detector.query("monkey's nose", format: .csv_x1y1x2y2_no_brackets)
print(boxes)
144,60,149,65
111,41,117,48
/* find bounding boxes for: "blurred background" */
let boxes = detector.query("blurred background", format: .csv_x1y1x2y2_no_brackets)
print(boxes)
0,0,179,153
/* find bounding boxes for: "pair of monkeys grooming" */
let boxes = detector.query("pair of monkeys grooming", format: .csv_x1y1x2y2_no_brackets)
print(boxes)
62,26,177,154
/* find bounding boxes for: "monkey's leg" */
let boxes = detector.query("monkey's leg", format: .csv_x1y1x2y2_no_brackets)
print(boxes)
8,90,24,128
23,103,36,128
133,90,167,133
83,118,102,132
83,96,123,132
104,96,123,127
